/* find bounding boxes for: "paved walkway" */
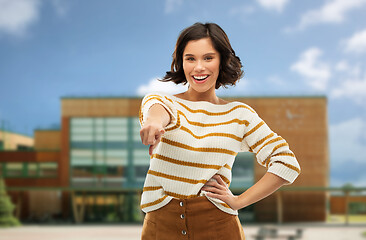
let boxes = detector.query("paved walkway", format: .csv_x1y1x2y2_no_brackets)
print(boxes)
0,224,366,240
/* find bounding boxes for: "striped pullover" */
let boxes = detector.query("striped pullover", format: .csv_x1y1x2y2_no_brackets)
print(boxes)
139,92,300,215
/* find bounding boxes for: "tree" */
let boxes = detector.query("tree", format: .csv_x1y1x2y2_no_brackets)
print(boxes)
0,178,21,227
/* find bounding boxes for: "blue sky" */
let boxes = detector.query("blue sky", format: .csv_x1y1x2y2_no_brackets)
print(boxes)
0,0,366,187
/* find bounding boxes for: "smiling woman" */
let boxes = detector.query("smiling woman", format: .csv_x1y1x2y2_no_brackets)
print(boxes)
139,22,300,240
160,22,243,92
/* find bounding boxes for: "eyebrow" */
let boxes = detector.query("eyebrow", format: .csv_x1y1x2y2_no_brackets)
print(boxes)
184,52,217,57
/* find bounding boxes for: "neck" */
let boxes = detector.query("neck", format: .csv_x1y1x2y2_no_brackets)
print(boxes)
184,87,220,104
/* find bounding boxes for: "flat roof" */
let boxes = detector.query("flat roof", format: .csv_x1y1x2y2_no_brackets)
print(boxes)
61,94,327,100
0,130,33,138
34,128,60,131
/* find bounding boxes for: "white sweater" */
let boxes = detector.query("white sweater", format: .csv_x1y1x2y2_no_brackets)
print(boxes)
139,92,300,215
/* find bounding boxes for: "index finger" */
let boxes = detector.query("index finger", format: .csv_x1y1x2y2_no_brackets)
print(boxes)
212,175,225,185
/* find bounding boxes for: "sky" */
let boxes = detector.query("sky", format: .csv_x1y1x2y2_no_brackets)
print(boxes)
0,0,366,187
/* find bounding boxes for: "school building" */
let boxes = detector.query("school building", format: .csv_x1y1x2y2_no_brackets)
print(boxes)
0,95,329,223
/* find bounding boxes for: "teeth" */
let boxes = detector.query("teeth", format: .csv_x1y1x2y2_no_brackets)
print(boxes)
193,75,208,80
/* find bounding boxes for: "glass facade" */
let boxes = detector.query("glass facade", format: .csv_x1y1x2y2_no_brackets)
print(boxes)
231,152,255,189
7,163,24,177
39,162,58,177
1,162,57,178
70,117,149,188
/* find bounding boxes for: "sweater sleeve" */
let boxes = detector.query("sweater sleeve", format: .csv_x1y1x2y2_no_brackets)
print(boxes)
240,111,301,184
139,92,181,133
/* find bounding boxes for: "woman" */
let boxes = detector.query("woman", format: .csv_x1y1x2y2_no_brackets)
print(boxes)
139,22,300,240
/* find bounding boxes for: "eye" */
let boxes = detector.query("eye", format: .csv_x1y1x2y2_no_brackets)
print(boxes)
185,57,195,61
205,56,213,61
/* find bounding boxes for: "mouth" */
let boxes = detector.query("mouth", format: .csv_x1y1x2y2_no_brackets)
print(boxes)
192,75,209,83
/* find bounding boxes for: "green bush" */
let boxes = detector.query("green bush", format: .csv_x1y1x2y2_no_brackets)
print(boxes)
0,178,21,227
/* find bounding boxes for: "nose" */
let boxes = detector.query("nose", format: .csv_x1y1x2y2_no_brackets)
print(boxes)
194,60,205,72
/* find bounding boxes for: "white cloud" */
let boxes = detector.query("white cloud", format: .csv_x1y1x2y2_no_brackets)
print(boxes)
0,0,41,37
335,60,350,72
343,29,366,54
330,118,366,165
136,77,187,96
165,0,183,14
286,0,366,31
331,71,366,105
256,0,289,12
334,60,361,76
216,78,249,96
267,75,285,86
290,47,331,91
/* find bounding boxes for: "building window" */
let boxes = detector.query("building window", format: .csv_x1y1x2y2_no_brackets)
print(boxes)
39,162,58,177
6,163,24,177
133,119,142,142
27,163,38,177
2,162,57,178
231,152,255,189
70,118,127,187
133,149,150,182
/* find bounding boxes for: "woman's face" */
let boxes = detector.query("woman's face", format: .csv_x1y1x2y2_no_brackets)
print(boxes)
182,37,220,94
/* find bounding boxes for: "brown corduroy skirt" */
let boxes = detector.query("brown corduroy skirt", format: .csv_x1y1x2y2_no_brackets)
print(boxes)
141,196,245,240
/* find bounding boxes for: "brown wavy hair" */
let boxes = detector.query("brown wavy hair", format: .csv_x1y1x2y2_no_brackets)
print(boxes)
160,22,244,89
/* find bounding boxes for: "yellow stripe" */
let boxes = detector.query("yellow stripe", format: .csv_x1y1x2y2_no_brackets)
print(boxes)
139,95,165,126
219,202,232,209
139,95,181,132
175,99,255,115
223,164,231,170
272,142,289,154
151,153,222,170
164,96,174,104
139,104,143,126
165,191,200,199
265,152,296,168
218,174,231,186
243,121,264,138
263,142,289,167
270,160,301,174
161,138,237,156
257,136,284,155
180,125,242,142
272,152,296,158
251,133,274,150
142,96,165,110
141,195,168,209
148,170,207,184
143,186,163,191
166,113,181,132
178,110,249,127
166,94,254,115
139,96,165,127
